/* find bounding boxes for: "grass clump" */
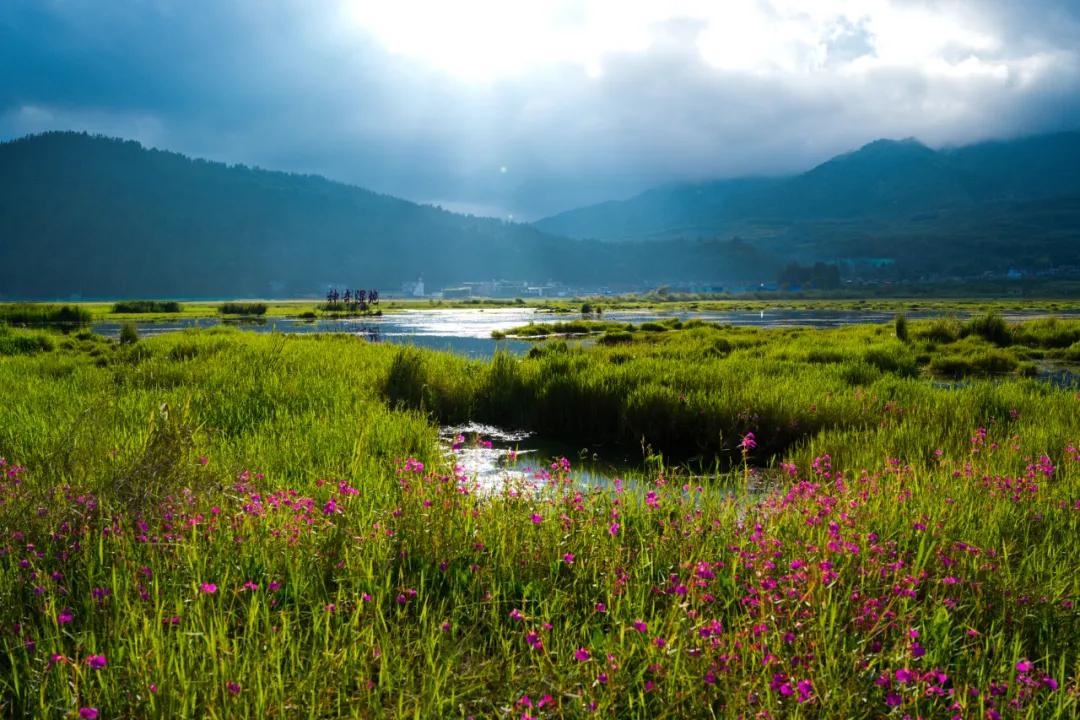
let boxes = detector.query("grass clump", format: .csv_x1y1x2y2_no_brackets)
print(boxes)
0,303,92,325
498,320,631,338
598,330,634,345
0,326,54,355
218,302,268,315
894,312,909,342
962,312,1012,346
111,300,183,313
118,321,139,345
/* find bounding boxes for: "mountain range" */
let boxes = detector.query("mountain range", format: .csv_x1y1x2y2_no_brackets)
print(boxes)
1,130,1079,299
535,132,1080,280
536,133,1080,239
0,132,776,298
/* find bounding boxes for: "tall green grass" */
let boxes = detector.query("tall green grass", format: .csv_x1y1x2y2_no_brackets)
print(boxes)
389,320,1080,470
0,325,1077,717
0,303,92,324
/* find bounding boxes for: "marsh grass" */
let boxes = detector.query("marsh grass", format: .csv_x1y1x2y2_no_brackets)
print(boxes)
0,325,55,356
111,301,182,314
0,323,1077,717
218,302,268,316
0,304,91,325
493,320,632,339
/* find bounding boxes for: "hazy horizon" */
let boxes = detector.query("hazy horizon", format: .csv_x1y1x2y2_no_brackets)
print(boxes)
4,1,1080,220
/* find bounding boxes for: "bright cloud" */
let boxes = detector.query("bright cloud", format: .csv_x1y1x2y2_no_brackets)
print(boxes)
1,0,1078,218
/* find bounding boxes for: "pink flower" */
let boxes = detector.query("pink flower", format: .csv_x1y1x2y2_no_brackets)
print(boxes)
575,647,590,662
632,620,648,633
199,583,217,594
226,681,241,696
563,553,575,565
509,608,524,621
79,709,99,719
530,513,543,524
1016,660,1033,673
609,522,620,536
86,655,107,670
57,609,73,625
739,432,757,451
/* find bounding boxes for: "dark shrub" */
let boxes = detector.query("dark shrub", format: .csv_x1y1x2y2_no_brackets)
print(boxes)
112,300,182,313
219,302,267,316
119,321,139,345
894,313,909,342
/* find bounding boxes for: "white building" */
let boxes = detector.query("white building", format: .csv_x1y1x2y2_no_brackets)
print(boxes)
400,277,425,297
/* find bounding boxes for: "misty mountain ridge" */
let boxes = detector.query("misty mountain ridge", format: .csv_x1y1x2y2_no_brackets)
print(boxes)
535,131,1080,241
2,130,1079,300
0,132,776,298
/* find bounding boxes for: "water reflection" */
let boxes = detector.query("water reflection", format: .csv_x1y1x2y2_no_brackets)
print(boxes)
441,422,628,490
91,307,1080,360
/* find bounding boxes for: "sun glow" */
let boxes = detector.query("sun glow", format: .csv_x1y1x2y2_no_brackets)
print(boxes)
341,0,1015,83
341,0,656,82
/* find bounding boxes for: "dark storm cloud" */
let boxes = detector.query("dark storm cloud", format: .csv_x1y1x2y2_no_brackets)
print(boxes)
2,0,1079,219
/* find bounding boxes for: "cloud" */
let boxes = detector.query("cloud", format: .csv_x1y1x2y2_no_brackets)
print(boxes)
2,0,1079,219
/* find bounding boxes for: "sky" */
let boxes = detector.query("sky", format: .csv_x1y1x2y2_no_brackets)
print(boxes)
2,0,1080,220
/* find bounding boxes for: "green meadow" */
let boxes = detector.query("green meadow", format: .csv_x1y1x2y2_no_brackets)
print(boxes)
0,317,1077,717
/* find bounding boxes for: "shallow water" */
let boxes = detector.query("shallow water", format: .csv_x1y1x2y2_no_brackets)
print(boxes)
440,422,632,490
440,421,791,494
91,307,1080,359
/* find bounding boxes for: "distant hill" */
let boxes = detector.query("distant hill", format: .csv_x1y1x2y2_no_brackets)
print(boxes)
0,132,781,298
534,132,1080,277
4,131,1079,299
